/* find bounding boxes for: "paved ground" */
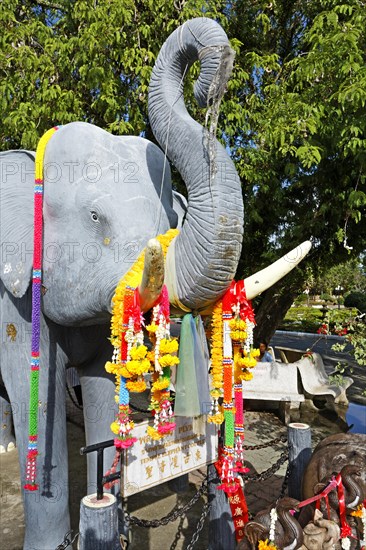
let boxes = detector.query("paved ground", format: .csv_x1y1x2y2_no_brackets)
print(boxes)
0,396,351,550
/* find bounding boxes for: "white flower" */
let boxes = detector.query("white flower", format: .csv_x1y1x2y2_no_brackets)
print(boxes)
269,508,278,542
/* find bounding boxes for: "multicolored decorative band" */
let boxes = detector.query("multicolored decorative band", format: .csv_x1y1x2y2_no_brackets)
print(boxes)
24,126,60,492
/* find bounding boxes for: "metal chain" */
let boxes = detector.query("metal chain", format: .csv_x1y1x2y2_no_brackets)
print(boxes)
55,530,79,549
169,515,186,550
244,434,287,451
279,460,292,499
186,501,211,550
126,478,208,528
242,450,289,482
55,448,287,548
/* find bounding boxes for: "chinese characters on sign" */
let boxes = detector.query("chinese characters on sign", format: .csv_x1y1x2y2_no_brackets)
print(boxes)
121,417,218,497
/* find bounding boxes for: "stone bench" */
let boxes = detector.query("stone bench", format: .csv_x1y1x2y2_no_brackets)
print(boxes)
242,352,353,422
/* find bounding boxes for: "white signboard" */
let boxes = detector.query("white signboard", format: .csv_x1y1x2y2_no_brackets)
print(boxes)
121,417,218,497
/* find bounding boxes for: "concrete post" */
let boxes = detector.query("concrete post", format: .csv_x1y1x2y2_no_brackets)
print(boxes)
287,422,312,500
79,493,120,549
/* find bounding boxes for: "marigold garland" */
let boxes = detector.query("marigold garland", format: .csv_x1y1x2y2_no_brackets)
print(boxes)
207,300,224,424
105,229,179,449
209,280,259,492
146,286,178,439
258,540,278,550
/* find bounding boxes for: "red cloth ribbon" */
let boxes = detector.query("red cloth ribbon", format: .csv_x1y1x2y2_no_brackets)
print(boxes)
335,473,353,539
233,280,255,323
298,474,356,540
222,280,256,323
227,483,249,542
222,281,236,314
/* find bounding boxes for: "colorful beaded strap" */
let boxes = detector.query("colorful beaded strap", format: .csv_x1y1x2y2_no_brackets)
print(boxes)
24,126,60,491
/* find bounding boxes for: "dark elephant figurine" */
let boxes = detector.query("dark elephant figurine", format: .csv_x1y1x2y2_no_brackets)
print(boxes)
299,509,340,550
302,434,366,504
301,434,366,549
237,497,304,550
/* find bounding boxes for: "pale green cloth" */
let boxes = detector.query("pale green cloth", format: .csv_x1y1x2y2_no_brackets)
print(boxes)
174,314,211,417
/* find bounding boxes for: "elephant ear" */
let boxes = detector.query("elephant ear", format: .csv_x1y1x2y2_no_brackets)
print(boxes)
0,150,35,298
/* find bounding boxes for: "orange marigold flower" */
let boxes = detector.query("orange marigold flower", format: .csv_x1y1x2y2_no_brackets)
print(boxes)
126,379,147,393
147,426,163,440
152,377,170,391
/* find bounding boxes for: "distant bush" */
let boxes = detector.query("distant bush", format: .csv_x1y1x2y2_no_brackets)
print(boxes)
344,291,366,313
294,294,308,305
279,306,358,333
320,293,334,302
279,306,323,333
327,308,359,324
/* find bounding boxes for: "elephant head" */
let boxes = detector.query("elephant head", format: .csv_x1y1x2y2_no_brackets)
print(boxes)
1,17,310,326
301,509,340,550
0,132,178,325
302,434,366,502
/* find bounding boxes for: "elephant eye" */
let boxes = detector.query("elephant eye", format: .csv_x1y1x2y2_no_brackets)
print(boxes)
90,211,99,222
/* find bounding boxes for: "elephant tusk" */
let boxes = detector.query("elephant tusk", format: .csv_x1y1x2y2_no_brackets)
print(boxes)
244,241,312,300
138,238,165,312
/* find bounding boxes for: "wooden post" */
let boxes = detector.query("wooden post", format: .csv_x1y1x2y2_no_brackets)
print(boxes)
287,422,312,500
168,473,189,493
207,463,236,550
79,493,120,550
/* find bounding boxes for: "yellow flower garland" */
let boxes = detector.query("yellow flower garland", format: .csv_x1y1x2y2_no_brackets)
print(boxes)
106,229,179,443
258,540,278,550
207,300,224,424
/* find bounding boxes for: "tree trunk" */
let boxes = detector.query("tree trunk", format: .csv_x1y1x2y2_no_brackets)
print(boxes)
253,281,297,345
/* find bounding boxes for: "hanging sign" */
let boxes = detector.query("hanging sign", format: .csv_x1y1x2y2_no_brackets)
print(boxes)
120,416,218,497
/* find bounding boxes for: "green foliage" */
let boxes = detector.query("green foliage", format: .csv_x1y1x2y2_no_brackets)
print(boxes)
294,294,308,305
279,306,323,333
226,0,366,288
326,307,359,324
344,291,366,312
309,257,366,296
320,293,334,302
0,0,223,150
328,313,366,394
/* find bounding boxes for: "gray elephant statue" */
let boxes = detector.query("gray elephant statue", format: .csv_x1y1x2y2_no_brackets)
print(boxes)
0,382,15,452
1,17,309,549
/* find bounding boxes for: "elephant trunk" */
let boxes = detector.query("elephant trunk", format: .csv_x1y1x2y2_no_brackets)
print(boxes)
277,498,304,549
148,18,243,311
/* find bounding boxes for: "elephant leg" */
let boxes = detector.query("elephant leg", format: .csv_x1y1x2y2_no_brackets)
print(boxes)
0,383,16,452
78,352,117,495
1,312,70,549
79,344,130,542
